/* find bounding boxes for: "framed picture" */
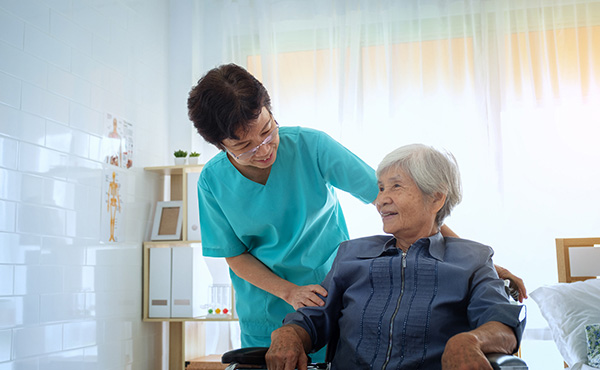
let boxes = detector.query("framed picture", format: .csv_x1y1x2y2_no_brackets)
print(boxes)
151,201,184,241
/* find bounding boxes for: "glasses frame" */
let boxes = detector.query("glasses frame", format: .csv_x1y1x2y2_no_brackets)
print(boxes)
226,118,279,161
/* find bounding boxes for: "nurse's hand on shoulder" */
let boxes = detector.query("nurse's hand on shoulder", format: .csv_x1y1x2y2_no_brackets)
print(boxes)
284,284,328,310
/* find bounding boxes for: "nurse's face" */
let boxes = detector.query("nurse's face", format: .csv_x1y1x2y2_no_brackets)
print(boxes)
222,107,280,169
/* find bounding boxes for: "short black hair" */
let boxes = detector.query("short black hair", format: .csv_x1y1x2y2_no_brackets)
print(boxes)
187,63,272,150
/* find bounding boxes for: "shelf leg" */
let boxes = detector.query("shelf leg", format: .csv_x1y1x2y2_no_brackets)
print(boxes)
169,322,185,370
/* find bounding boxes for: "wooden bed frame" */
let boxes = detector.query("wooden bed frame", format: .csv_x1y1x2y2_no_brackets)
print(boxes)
556,237,600,283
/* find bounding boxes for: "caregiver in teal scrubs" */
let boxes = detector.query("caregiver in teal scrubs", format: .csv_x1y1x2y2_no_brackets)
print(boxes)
187,64,527,353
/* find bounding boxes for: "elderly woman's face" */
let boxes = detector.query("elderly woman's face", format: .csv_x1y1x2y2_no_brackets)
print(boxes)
376,167,444,244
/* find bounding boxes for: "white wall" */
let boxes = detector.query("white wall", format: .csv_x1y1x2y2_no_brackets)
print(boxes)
0,0,174,369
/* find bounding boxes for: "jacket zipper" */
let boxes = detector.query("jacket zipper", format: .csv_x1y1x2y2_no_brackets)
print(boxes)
381,250,407,370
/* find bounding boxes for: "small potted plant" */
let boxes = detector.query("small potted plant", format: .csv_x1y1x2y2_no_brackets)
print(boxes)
173,150,187,165
188,151,201,165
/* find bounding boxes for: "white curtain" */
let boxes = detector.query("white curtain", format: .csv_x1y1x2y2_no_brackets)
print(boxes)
193,0,600,364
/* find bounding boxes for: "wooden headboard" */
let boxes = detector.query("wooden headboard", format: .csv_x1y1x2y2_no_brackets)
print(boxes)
555,237,600,283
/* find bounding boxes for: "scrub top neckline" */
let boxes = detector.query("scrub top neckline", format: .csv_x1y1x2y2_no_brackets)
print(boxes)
224,149,279,187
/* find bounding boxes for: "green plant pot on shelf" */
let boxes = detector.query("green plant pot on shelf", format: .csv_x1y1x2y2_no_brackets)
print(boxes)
188,152,201,165
174,150,187,165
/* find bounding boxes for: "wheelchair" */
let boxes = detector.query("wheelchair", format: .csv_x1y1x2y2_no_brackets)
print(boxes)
221,346,528,370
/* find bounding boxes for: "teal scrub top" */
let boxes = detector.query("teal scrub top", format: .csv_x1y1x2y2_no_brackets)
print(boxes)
198,126,378,340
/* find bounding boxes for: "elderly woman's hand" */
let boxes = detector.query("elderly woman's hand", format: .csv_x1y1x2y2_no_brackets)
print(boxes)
284,284,328,310
494,264,528,303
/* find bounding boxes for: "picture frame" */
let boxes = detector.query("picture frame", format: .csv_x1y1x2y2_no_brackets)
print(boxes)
151,201,184,241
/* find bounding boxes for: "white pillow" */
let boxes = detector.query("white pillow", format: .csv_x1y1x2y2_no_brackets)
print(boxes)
530,279,600,367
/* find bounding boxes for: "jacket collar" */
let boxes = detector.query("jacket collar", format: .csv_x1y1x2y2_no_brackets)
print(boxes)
358,231,445,261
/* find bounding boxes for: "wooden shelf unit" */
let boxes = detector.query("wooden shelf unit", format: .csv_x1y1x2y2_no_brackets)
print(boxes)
143,164,236,370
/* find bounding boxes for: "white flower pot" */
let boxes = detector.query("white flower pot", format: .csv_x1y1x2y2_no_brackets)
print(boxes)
188,156,200,165
174,157,187,165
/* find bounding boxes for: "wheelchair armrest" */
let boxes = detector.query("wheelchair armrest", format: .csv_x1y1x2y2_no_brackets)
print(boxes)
486,353,528,370
221,348,528,370
221,347,269,366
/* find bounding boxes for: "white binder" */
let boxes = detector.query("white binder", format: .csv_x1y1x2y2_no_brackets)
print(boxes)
171,245,210,317
187,172,202,241
148,247,172,317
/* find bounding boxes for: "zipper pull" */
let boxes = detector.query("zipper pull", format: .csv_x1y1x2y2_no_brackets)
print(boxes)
402,251,407,268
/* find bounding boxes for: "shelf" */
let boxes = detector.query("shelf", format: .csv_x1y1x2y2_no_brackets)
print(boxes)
145,164,204,175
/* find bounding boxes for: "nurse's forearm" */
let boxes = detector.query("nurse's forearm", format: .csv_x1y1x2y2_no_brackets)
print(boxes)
225,252,298,302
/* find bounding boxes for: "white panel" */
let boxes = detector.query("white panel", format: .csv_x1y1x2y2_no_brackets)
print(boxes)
569,246,600,277
187,172,202,241
148,247,171,317
13,265,64,295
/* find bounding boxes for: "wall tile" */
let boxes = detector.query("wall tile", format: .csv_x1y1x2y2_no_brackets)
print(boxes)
47,66,91,106
40,236,85,266
0,105,46,145
21,84,69,124
38,349,85,370
0,136,19,170
18,143,69,179
0,329,10,362
69,103,102,135
50,10,92,56
12,324,62,358
0,42,48,87
63,266,94,292
0,200,16,233
40,293,86,322
0,295,40,328
0,71,22,108
17,203,67,237
24,25,71,70
13,265,64,295
63,321,96,350
1,0,50,31
0,265,13,296
0,232,41,265
0,8,25,48
73,5,110,41
0,168,21,202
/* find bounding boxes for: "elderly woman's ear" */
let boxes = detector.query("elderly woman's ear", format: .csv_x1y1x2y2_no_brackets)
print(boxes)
430,192,447,213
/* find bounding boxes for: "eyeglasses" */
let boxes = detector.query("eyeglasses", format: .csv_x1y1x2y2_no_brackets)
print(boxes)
226,119,279,161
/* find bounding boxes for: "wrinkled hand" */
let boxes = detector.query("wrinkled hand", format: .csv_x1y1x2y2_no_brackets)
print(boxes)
266,326,308,370
495,265,528,303
284,284,328,310
442,333,492,370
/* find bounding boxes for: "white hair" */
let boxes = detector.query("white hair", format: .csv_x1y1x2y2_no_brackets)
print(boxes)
376,144,463,226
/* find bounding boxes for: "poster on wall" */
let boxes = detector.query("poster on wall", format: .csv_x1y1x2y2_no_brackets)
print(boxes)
101,169,126,243
103,113,134,169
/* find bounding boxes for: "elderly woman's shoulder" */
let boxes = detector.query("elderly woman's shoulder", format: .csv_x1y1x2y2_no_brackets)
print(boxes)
444,237,495,259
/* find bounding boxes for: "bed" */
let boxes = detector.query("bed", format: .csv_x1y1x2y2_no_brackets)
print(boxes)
530,238,600,370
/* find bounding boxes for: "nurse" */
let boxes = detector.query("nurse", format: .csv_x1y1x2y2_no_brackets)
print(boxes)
186,63,526,351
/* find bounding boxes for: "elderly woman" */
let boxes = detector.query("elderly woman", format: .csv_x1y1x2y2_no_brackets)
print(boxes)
266,144,525,370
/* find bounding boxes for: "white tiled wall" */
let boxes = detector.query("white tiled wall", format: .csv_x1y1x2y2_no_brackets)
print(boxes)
0,0,174,369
